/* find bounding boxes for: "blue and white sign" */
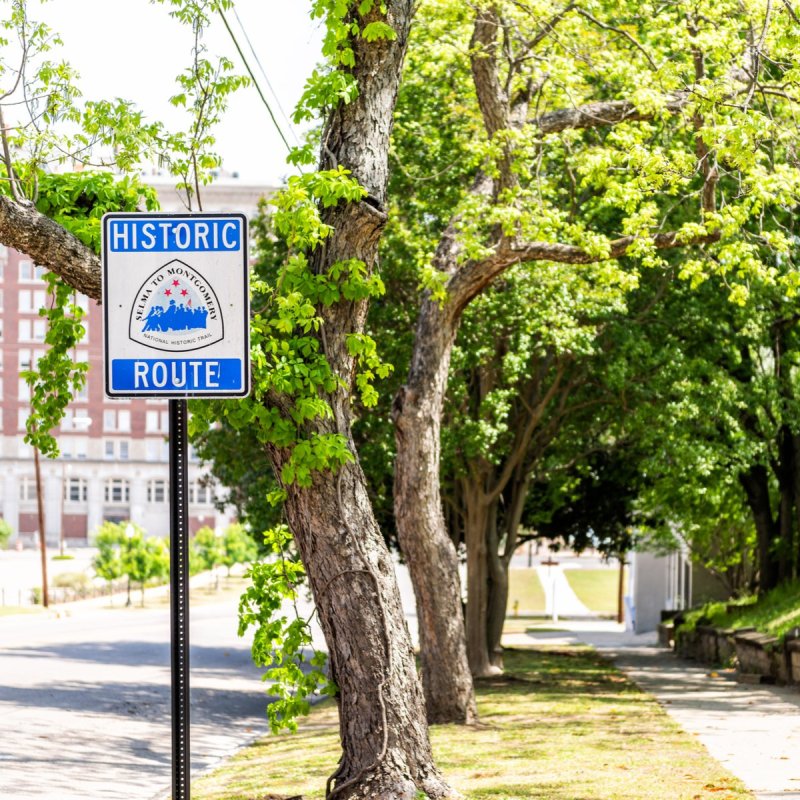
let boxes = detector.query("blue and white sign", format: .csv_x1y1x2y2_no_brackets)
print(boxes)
103,213,250,398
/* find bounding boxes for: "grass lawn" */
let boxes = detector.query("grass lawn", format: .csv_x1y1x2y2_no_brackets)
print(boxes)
679,580,800,642
193,646,752,800
508,568,546,613
564,568,621,615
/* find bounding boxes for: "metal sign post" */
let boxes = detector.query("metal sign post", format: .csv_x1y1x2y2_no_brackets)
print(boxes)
102,213,250,800
169,398,190,800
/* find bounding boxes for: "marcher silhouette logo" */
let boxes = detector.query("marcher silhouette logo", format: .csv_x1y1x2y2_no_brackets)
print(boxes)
129,259,224,352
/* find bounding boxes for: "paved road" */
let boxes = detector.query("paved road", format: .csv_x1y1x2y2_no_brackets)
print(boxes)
0,596,272,800
509,620,800,799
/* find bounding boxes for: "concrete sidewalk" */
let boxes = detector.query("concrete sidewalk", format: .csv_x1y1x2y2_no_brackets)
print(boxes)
506,621,800,799
535,564,594,619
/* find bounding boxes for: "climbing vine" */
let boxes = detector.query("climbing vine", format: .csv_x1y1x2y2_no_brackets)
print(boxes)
190,0,397,733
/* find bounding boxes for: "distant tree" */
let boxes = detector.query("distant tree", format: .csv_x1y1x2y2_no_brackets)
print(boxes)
122,528,169,607
92,522,126,602
0,518,12,550
220,523,258,576
192,526,225,574
527,448,654,622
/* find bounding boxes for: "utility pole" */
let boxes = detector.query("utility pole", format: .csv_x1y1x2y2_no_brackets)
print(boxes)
33,443,49,608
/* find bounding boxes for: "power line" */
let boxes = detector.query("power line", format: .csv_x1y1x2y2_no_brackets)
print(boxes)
217,7,294,154
232,7,300,145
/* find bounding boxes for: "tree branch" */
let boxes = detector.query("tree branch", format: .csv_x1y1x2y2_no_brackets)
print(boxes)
532,92,690,134
0,194,101,299
575,8,660,72
447,228,719,318
470,6,509,140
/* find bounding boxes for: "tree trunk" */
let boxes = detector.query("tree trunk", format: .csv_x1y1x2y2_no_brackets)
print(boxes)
267,2,458,793
485,474,530,666
393,297,477,724
793,433,800,579
274,449,456,799
463,487,497,677
740,465,780,592
33,445,49,608
617,554,626,624
486,544,508,672
776,425,795,583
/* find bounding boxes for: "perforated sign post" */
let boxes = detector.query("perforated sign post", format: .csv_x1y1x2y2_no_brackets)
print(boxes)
102,212,250,800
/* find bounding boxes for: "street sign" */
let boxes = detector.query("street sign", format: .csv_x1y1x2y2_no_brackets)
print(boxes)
102,211,250,800
102,212,250,398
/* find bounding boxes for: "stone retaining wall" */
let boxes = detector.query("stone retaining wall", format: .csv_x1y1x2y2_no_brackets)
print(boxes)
670,622,799,687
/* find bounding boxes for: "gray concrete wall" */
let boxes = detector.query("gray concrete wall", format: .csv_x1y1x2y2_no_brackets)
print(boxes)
631,551,669,633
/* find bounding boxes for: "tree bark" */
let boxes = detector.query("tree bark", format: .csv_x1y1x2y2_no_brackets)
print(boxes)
740,465,780,592
792,433,800,579
486,532,508,672
777,425,795,583
271,447,455,799
486,474,530,668
393,297,477,724
274,2,459,793
463,487,497,677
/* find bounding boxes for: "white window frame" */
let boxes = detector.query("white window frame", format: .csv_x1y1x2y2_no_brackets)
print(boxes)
147,479,168,503
64,477,88,503
104,479,130,504
19,477,37,501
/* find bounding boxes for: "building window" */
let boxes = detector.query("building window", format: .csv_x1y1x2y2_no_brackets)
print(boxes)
18,289,45,313
119,440,130,460
33,320,45,341
145,410,169,433
104,440,115,460
19,261,46,281
64,478,88,503
146,438,169,462
0,288,4,310
75,382,89,402
104,479,130,504
18,379,31,402
147,479,168,503
61,437,88,460
18,349,31,370
104,409,131,432
190,481,213,505
20,477,37,501
17,408,28,431
18,320,31,341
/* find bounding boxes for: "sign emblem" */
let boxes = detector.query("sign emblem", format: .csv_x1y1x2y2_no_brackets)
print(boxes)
129,259,224,352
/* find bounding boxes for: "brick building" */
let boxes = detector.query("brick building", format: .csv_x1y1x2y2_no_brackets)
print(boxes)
0,177,272,547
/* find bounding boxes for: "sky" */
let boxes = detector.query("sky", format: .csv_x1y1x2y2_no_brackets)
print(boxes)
31,0,323,186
